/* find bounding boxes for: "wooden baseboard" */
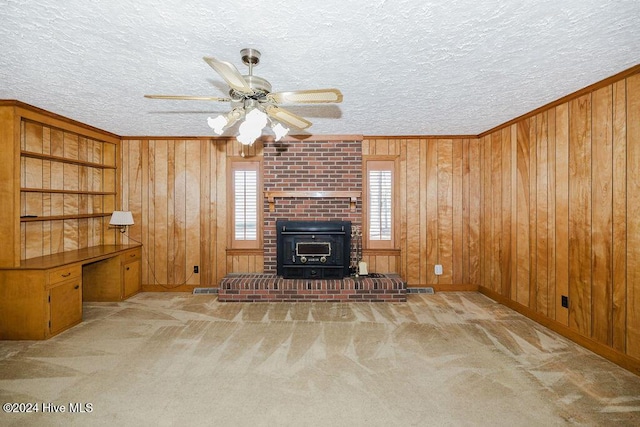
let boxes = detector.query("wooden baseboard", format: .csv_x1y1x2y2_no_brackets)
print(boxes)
478,286,640,376
141,284,199,292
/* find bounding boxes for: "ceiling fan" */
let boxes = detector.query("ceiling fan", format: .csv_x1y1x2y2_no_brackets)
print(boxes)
145,48,343,144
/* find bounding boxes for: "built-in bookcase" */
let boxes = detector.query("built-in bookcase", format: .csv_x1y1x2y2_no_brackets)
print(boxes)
0,102,122,267
19,119,118,259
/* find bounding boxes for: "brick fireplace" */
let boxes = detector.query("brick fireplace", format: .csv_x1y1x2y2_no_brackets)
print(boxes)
262,139,362,274
218,137,407,302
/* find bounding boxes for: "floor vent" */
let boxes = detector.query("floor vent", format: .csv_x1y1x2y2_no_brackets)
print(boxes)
407,287,435,294
193,287,218,295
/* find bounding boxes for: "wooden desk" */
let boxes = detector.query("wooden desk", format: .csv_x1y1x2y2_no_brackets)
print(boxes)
0,244,142,340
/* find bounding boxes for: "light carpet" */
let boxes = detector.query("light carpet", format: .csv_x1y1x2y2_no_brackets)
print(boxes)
1,292,639,426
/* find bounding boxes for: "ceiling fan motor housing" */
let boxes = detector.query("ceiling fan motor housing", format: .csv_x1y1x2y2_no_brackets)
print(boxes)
240,48,261,66
229,49,273,101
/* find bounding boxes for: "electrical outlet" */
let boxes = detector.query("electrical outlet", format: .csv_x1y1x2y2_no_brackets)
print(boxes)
434,265,443,276
193,265,199,274
561,295,568,308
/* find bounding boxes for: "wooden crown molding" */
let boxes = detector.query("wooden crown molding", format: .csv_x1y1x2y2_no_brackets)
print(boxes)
0,99,121,142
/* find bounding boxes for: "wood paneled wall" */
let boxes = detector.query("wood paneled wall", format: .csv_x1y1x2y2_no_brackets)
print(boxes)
122,135,483,290
362,138,481,289
477,72,640,365
119,138,257,288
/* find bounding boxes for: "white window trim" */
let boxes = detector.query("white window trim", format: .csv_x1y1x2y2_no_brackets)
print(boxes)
364,158,396,250
229,160,262,249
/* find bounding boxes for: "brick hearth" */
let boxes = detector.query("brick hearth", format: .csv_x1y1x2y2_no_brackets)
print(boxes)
219,273,406,302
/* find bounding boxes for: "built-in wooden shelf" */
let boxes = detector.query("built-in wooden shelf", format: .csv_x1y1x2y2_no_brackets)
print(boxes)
21,187,116,195
20,213,111,222
265,190,361,212
21,150,117,169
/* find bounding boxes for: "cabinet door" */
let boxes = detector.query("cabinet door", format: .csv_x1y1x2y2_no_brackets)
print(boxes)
122,260,141,299
49,278,82,336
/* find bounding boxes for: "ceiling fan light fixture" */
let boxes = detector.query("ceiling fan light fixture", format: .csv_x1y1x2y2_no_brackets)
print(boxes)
237,108,268,145
208,108,245,135
147,49,343,142
207,114,227,135
272,122,289,141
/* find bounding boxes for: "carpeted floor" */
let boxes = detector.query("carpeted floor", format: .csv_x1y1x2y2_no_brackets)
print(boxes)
1,292,639,426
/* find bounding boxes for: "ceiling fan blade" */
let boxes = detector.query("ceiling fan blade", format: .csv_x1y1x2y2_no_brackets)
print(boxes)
203,56,253,94
144,94,230,102
268,88,343,104
265,105,312,130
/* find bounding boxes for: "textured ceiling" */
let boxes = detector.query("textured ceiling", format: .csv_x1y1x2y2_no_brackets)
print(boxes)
1,0,639,137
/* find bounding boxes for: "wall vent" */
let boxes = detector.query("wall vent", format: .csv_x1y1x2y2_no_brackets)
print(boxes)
193,288,218,294
407,287,435,294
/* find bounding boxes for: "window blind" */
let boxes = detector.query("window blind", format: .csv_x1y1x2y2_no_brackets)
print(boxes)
234,169,258,241
369,169,392,241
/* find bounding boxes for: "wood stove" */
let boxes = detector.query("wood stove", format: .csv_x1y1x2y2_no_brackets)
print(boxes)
276,220,351,279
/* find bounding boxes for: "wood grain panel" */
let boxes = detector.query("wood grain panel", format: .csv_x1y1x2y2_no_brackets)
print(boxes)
452,139,464,285
24,121,43,152
376,139,389,155
185,141,201,285
215,141,227,285
501,128,513,298
468,138,481,286
546,109,557,321
568,94,592,336
425,140,438,286
199,140,212,286
172,140,187,284
405,139,421,285
591,85,614,345
63,133,78,160
626,73,640,358
480,135,491,289
536,112,549,316
462,139,470,282
515,120,531,306
528,116,538,309
490,132,502,293
398,140,407,279
554,103,570,326
611,80,627,352
419,140,428,284
361,139,371,156
437,139,454,285
140,139,151,284
509,125,518,299
166,140,176,284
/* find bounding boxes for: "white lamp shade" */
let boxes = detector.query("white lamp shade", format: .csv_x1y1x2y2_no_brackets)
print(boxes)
109,211,134,226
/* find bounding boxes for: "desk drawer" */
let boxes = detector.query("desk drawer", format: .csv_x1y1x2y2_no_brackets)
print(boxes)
121,249,141,263
49,264,82,285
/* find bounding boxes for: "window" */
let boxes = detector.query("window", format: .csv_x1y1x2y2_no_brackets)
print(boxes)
230,160,261,249
369,169,392,241
365,159,395,249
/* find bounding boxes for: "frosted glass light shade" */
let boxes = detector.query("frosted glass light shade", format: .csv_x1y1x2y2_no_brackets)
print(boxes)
207,115,227,135
272,122,289,141
237,108,268,145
